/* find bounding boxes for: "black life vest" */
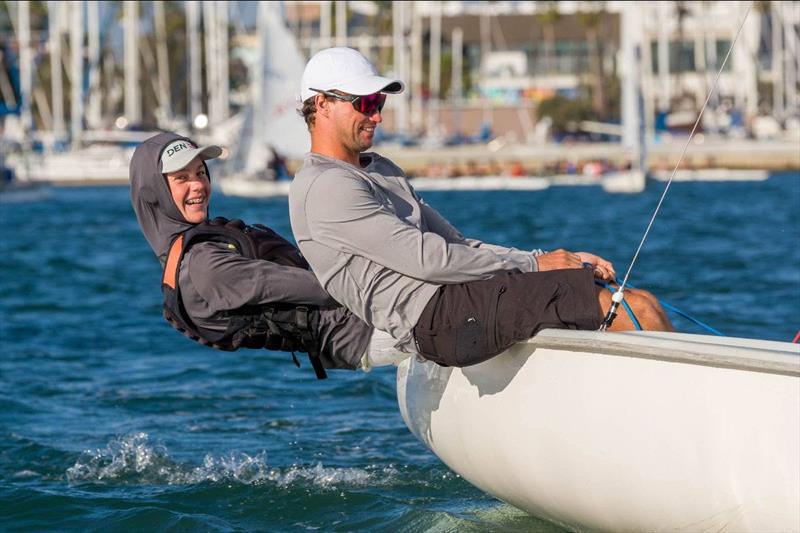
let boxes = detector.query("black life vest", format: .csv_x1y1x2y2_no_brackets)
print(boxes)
161,217,327,379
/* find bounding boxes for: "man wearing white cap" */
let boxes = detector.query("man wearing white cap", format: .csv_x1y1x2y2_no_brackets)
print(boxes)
289,47,672,368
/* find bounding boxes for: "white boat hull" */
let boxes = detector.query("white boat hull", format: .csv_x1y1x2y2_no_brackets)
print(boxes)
651,168,770,182
8,145,133,184
218,176,290,198
409,176,550,192
217,175,550,197
601,169,646,193
396,329,800,532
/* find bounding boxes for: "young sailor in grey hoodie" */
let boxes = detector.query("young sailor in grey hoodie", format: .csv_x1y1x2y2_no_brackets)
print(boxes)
289,48,672,368
130,131,384,377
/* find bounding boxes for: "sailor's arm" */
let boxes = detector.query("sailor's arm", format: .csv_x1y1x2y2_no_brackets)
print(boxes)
413,187,613,280
304,173,536,282
417,198,545,260
185,242,338,310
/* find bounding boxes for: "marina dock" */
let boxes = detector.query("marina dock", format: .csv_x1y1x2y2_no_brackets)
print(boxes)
374,139,800,177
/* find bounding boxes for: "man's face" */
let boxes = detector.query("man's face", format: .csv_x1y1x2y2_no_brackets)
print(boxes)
165,156,211,223
327,92,384,153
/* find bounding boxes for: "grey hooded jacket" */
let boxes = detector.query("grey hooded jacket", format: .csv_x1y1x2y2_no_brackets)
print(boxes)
130,132,372,369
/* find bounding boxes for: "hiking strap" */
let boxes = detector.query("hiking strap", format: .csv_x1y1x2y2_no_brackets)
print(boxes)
295,306,327,380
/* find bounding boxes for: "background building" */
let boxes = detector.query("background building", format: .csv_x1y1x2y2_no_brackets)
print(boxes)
1,1,798,172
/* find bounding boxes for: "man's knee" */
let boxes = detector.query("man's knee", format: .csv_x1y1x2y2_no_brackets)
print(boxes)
597,286,673,331
627,288,657,309
626,288,673,331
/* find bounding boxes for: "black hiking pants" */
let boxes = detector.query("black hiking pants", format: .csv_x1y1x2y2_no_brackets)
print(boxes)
412,268,602,367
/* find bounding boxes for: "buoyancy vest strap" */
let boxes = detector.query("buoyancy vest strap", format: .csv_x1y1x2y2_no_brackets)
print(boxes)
296,306,327,380
163,235,184,290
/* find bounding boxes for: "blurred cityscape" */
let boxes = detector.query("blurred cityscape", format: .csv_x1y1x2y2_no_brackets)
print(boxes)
1,1,798,190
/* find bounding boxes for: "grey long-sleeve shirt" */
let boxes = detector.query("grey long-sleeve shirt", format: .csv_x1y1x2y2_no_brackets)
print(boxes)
180,241,371,369
289,152,541,352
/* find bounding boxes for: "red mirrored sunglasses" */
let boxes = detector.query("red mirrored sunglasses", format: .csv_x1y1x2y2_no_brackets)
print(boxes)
310,88,387,115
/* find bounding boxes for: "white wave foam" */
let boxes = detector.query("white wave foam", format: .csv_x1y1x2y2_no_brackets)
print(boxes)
66,432,399,488
66,432,175,483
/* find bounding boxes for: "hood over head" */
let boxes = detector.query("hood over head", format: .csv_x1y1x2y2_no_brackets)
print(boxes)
130,132,217,266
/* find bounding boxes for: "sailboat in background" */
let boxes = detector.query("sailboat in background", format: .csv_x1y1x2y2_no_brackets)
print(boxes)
218,2,310,198
601,4,647,194
4,1,155,185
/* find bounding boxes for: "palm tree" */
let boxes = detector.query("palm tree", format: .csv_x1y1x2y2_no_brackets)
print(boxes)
577,2,606,116
535,1,561,74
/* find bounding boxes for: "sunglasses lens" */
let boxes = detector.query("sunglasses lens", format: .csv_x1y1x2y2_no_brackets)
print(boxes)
355,93,386,115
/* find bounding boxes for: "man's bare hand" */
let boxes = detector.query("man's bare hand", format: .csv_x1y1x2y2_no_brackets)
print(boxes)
536,250,616,282
576,251,616,281
536,249,585,271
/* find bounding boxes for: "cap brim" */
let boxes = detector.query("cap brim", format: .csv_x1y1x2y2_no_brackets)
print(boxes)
337,75,405,96
161,145,223,174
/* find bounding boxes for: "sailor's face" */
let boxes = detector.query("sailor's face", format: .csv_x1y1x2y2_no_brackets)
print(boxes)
166,156,211,224
330,93,383,153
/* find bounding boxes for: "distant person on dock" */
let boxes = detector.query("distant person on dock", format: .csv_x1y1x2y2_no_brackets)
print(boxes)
289,47,673,368
129,131,403,378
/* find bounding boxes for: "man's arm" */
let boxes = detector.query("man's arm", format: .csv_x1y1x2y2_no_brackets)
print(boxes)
417,198,545,258
304,173,537,282
414,185,615,281
186,242,338,310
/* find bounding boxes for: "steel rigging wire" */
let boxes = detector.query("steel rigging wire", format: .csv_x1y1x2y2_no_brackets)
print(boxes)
600,1,755,331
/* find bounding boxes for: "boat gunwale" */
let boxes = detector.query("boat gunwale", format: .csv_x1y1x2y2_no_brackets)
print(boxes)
528,329,800,377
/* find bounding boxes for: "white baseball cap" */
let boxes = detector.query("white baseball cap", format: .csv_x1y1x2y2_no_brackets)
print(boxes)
300,47,404,103
160,139,222,174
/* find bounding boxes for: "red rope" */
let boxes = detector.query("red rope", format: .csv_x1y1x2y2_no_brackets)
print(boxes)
793,331,800,344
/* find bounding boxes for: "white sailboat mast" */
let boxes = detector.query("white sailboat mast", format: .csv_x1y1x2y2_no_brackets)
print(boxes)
335,0,347,46
410,3,423,133
203,1,218,125
252,1,267,149
123,1,140,125
47,1,65,144
392,1,408,136
202,1,229,126
153,0,172,124
86,0,101,129
216,1,229,121
479,4,491,128
621,3,645,172
319,1,332,51
656,2,670,112
70,0,84,149
18,0,33,148
427,2,441,138
451,27,463,135
782,1,798,115
186,0,202,128
772,4,784,119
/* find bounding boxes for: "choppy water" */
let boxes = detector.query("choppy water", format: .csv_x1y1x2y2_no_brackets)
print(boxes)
1,173,798,531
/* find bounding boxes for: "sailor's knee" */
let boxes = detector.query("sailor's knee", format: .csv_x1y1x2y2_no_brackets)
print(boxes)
627,288,660,311
626,288,673,330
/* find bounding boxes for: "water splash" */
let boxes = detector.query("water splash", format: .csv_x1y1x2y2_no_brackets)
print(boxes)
66,432,177,484
66,432,398,488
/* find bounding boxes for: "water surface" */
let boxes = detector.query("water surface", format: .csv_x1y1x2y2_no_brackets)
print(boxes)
1,173,798,531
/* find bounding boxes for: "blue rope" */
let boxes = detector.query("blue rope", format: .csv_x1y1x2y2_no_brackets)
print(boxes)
595,280,643,331
613,277,724,336
652,300,724,336
620,295,643,331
